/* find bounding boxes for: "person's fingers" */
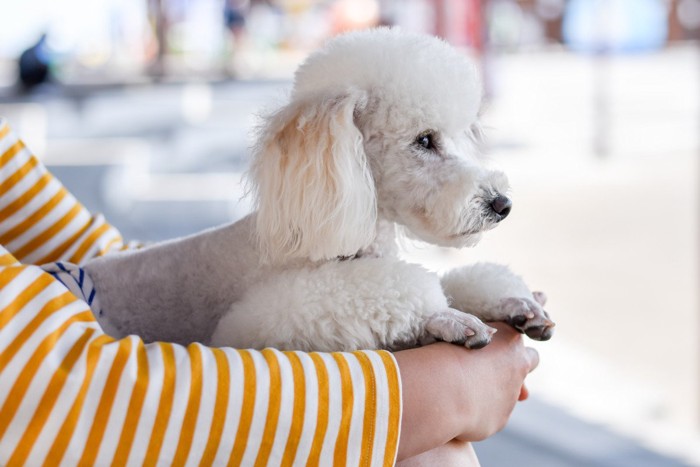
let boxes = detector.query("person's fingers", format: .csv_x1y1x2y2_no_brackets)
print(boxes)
518,384,529,401
525,347,539,372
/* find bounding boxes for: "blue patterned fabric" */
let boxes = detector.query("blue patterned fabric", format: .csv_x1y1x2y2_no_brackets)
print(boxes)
41,261,102,316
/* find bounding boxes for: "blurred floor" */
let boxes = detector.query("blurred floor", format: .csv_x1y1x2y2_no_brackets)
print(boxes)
1,44,699,465
475,396,691,467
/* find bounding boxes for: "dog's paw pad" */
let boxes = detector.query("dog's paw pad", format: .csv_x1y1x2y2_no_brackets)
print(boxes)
501,297,555,341
425,309,496,349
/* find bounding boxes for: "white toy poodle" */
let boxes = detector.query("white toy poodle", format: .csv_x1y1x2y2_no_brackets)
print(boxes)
85,28,554,351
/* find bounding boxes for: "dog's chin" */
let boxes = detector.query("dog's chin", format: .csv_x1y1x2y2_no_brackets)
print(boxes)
450,231,484,248
404,228,484,249
398,212,504,248
445,216,503,248
397,210,502,249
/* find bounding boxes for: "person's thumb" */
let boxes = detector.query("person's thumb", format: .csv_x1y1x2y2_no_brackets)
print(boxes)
518,384,529,401
525,347,539,373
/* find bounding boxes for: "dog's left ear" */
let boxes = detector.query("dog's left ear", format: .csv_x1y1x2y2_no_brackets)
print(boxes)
250,88,377,262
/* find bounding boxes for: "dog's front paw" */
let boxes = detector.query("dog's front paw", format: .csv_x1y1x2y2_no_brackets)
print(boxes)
500,292,555,341
424,309,497,349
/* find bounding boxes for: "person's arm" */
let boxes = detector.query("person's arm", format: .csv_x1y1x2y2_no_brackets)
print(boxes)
395,323,538,461
0,118,126,265
0,251,402,465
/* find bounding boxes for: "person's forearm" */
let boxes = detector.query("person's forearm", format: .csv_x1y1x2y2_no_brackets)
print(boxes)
394,343,467,460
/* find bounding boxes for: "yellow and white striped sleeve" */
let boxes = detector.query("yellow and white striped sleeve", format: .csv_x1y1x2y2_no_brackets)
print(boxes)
0,118,126,265
0,118,402,465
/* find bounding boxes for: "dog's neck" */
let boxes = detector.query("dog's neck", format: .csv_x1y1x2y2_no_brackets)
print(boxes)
347,219,398,260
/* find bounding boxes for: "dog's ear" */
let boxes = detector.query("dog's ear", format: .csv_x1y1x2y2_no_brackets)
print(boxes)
250,88,376,262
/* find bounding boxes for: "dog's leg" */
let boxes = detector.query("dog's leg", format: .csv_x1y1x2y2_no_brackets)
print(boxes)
210,257,496,351
441,263,555,341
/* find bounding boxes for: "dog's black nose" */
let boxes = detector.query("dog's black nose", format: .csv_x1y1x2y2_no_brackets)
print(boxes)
490,195,512,220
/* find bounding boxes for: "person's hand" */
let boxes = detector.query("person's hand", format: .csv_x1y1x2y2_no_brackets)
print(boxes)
394,322,539,460
451,322,538,441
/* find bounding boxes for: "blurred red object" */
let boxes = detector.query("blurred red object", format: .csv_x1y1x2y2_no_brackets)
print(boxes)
433,0,484,52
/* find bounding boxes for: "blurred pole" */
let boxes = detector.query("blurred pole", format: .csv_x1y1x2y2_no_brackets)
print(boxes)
697,34,700,430
667,0,684,40
435,0,446,38
478,0,494,101
432,0,491,99
592,0,611,159
592,50,610,158
148,0,168,79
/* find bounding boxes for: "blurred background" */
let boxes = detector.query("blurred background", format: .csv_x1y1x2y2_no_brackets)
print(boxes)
0,0,698,465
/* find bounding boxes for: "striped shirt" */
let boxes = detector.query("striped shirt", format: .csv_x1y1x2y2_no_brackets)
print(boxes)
0,117,401,466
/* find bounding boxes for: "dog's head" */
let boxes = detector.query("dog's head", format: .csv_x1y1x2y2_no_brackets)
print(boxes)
250,28,510,262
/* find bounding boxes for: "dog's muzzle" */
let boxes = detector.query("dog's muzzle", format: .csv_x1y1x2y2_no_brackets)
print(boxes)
489,195,512,221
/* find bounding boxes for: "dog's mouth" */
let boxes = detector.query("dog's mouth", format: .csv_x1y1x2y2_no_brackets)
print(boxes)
452,223,490,241
452,197,509,239
453,226,488,239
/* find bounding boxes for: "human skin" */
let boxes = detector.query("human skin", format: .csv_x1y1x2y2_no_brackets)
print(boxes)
394,323,540,463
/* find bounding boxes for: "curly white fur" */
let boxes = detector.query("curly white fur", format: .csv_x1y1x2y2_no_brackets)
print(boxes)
85,28,554,351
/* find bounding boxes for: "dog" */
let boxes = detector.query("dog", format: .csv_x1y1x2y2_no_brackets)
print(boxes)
84,28,554,352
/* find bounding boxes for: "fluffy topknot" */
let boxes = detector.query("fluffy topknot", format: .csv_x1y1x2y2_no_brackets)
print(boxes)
292,27,482,130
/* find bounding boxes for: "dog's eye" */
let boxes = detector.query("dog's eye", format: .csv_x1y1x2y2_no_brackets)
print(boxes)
415,132,436,151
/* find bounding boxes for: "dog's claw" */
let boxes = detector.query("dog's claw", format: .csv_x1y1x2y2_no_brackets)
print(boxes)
500,297,555,341
425,308,495,349
465,337,491,349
